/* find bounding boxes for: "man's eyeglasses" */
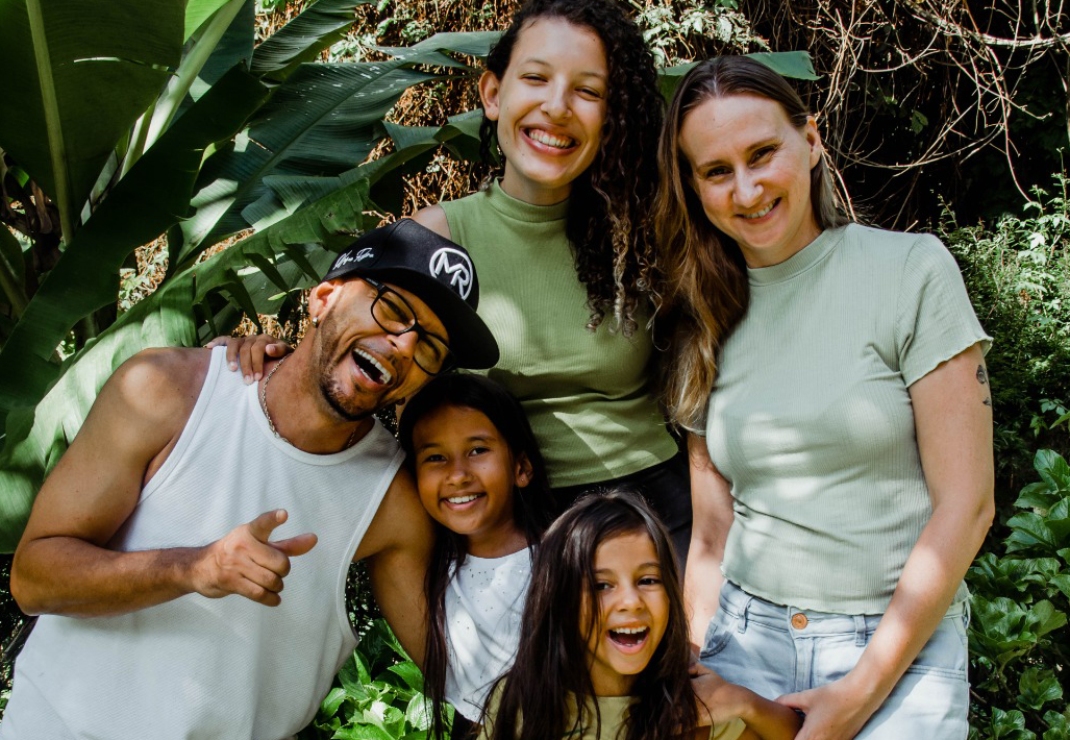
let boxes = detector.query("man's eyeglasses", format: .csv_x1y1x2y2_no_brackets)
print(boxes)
364,278,453,375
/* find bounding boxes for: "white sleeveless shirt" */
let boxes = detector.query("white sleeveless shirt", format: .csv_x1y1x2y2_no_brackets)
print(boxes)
1,347,405,739
444,548,532,721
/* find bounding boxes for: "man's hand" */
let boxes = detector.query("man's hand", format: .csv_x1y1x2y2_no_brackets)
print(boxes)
192,510,316,606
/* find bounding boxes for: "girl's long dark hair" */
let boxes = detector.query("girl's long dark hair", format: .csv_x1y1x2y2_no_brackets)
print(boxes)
479,0,664,336
397,374,554,740
483,488,697,740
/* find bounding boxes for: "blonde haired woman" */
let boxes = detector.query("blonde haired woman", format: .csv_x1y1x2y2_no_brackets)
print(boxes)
656,56,993,739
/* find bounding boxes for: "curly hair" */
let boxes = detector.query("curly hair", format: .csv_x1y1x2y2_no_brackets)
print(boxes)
654,56,850,430
482,488,698,740
479,0,664,336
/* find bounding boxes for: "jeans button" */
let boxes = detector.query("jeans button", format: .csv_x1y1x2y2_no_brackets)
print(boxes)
791,613,809,629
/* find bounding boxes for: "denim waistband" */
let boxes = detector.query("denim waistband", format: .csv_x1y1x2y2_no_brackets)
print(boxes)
718,581,968,639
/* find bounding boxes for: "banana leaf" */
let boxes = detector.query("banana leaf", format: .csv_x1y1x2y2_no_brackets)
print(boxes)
0,175,375,550
658,50,818,99
171,29,502,267
251,0,374,82
0,66,270,417
172,63,436,267
0,0,184,242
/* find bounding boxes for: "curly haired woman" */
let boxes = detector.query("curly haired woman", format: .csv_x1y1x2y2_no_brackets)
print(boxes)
413,0,690,560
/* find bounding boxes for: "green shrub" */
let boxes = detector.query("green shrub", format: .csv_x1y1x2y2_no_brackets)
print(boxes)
968,449,1070,739
297,618,446,740
941,176,1070,503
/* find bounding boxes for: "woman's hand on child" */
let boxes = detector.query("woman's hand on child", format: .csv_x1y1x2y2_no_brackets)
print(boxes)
776,673,879,740
206,334,293,384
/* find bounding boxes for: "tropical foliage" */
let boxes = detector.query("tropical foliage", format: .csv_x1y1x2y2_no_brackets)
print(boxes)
0,0,502,551
966,449,1070,740
296,619,442,740
2,0,1067,737
0,0,813,552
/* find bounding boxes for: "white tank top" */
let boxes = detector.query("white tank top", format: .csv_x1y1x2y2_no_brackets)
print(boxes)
444,548,532,721
1,347,405,740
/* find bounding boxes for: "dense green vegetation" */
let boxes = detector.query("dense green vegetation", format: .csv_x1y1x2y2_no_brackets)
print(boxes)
1,0,1067,737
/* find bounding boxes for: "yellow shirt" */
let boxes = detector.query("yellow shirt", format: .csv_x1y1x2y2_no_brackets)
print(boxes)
478,690,746,740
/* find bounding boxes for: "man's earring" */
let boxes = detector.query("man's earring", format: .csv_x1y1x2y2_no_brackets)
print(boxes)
311,316,319,327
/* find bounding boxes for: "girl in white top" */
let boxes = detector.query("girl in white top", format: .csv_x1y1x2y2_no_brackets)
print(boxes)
397,373,556,739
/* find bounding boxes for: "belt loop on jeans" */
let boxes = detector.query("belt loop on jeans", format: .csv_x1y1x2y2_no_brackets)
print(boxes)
853,615,867,647
737,594,753,634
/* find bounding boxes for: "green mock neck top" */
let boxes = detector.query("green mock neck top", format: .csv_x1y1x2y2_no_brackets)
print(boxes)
440,181,677,487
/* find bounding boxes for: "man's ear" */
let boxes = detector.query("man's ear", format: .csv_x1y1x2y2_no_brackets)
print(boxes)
514,452,534,488
479,71,502,122
308,279,344,326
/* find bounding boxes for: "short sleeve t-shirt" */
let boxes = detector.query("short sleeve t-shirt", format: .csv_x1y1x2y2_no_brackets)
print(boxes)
706,224,991,614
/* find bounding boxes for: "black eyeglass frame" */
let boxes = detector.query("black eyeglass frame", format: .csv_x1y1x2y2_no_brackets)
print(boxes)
363,278,454,375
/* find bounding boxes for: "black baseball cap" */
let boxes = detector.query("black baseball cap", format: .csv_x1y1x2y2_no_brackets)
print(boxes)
322,219,499,369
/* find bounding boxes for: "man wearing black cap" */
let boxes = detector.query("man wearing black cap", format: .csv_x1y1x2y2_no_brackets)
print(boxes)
2,221,499,739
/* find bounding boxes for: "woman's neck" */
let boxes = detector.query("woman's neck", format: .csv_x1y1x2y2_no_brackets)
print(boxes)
498,167,573,206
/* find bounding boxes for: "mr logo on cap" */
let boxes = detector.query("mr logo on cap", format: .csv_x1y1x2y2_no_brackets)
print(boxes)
429,247,474,300
322,220,499,370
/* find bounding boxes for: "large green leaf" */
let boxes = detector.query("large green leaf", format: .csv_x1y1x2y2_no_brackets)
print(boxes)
0,279,199,551
251,0,373,82
0,0,185,241
0,228,29,322
0,174,374,550
172,63,436,267
0,67,270,416
377,30,501,65
171,30,500,266
658,51,818,99
185,0,239,42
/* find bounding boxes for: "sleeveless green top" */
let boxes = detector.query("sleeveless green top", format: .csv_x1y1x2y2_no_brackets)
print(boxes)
440,182,677,487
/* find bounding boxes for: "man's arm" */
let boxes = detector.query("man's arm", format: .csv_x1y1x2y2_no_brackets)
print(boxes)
357,468,434,669
10,348,315,617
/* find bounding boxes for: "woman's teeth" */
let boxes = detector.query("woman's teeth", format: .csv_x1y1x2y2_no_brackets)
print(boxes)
742,200,777,219
527,129,575,149
353,348,392,385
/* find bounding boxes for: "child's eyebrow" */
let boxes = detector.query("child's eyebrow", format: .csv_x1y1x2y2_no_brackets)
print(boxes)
414,434,494,452
593,563,662,575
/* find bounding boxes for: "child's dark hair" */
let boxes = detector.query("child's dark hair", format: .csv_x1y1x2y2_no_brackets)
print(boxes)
397,373,554,740
479,0,664,337
483,488,697,740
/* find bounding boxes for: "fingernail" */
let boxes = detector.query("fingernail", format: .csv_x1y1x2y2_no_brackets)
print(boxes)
254,372,262,381
244,374,252,385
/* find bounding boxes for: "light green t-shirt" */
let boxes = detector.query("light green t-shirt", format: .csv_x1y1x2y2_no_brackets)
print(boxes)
478,690,746,740
706,224,991,614
440,182,678,487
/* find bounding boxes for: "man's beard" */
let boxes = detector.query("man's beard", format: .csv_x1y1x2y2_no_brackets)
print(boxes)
319,374,373,423
314,312,378,423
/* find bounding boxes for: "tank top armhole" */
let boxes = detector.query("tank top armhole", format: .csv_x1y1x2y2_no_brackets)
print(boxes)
138,347,226,506
332,428,407,641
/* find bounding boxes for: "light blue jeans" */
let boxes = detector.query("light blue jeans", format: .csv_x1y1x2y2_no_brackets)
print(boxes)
699,581,969,739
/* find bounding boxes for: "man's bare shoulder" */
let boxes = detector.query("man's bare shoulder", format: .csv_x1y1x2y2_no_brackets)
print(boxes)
104,347,213,424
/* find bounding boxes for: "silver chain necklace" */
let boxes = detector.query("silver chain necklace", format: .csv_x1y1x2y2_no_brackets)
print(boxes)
259,354,358,451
